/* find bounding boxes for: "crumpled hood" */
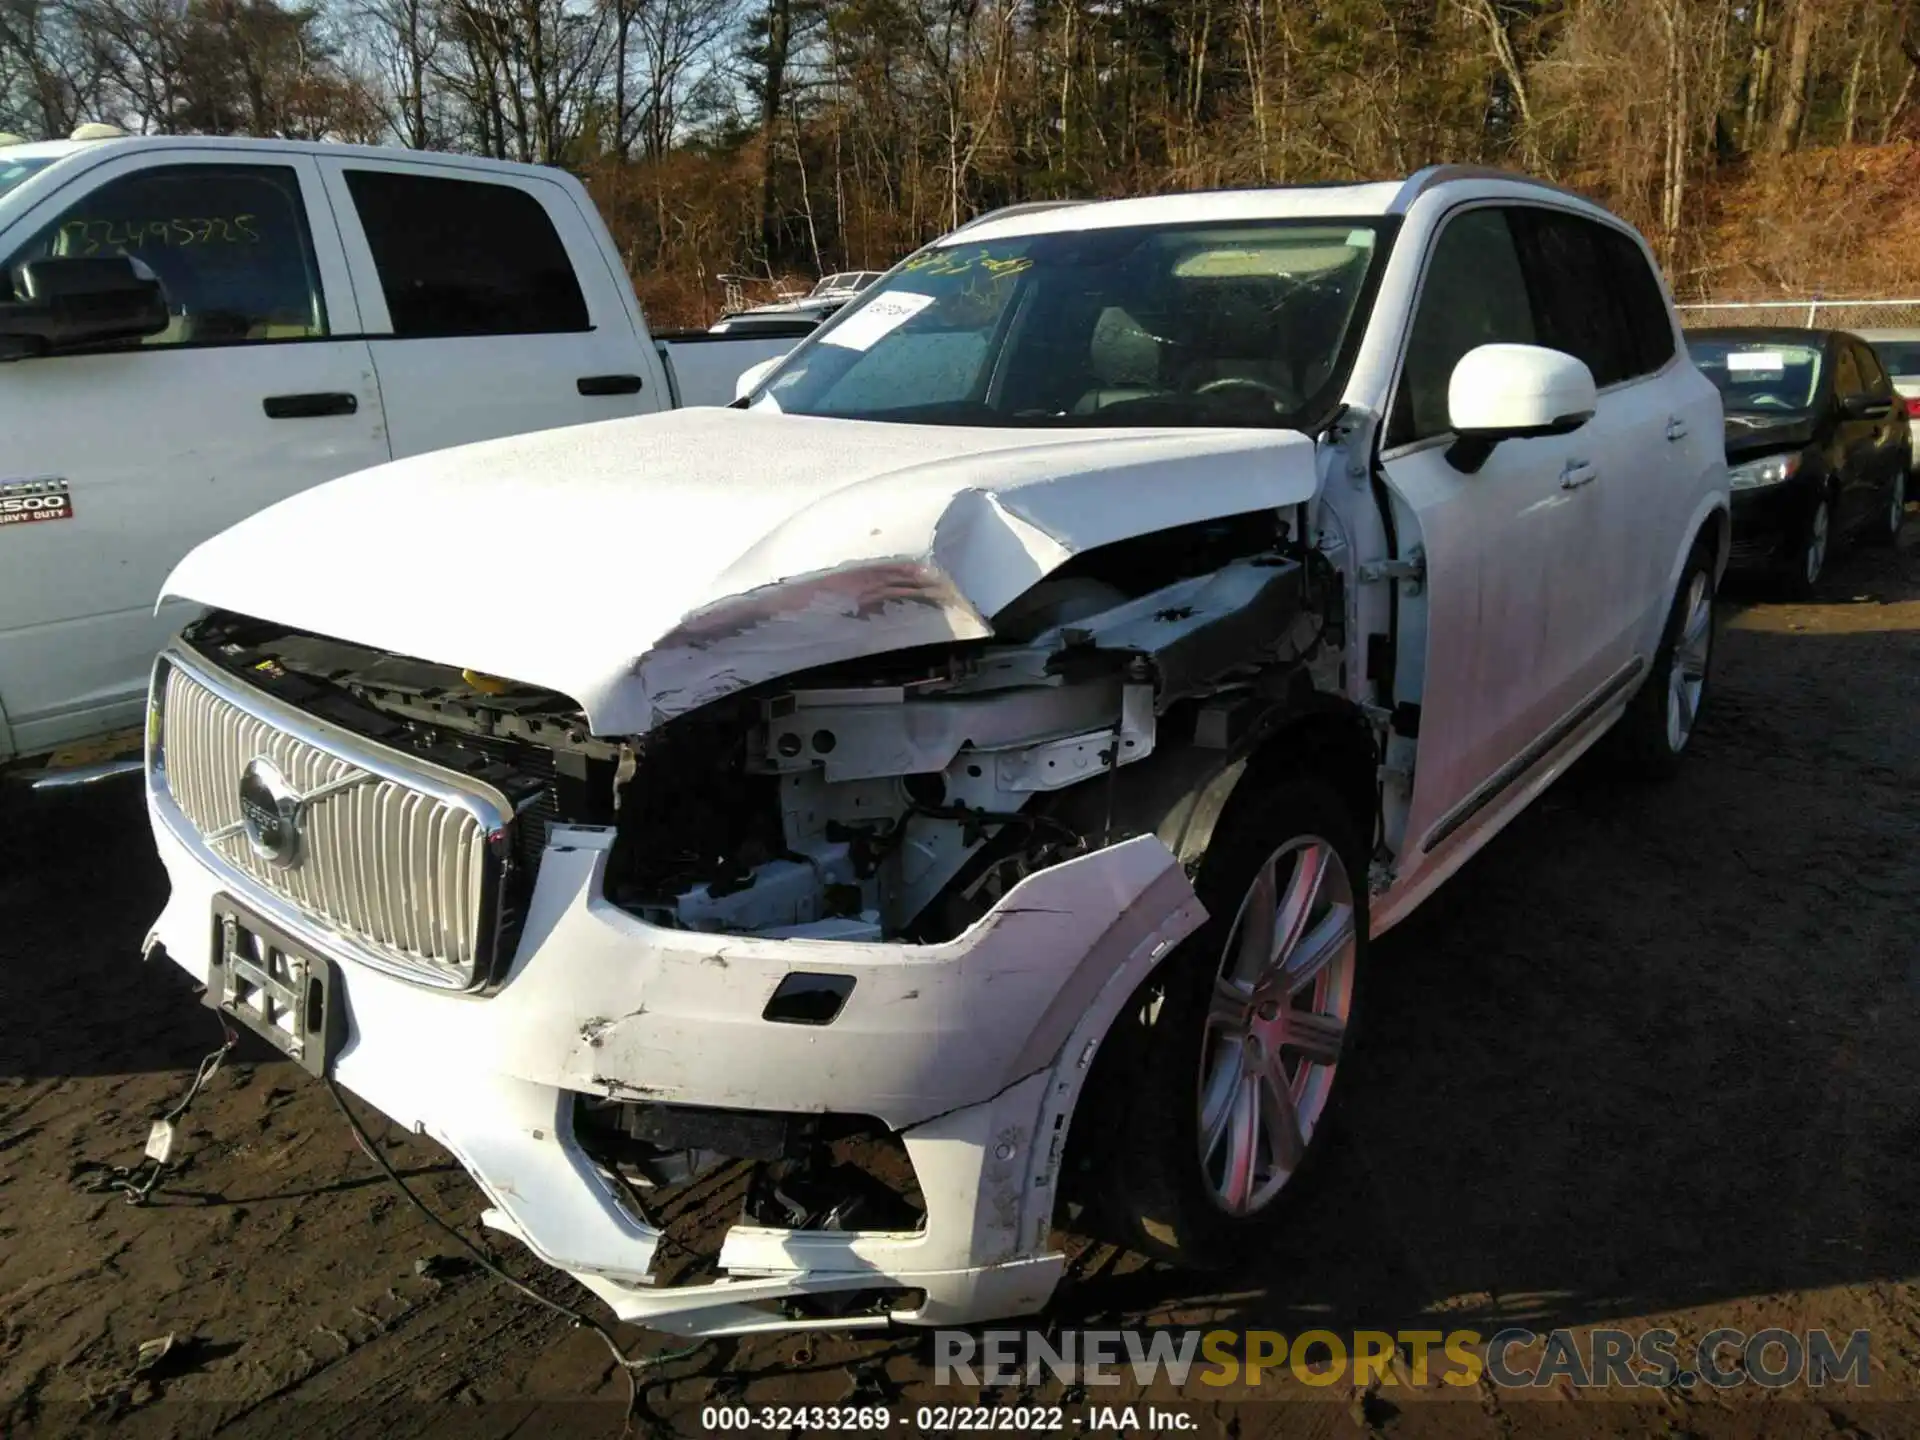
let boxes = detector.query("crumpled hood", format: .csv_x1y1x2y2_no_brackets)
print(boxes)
163,408,1322,735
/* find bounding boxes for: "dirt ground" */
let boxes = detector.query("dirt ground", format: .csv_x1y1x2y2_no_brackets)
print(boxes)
5,529,1920,1440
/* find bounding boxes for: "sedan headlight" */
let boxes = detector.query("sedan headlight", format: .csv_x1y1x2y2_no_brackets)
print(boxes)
1729,453,1802,490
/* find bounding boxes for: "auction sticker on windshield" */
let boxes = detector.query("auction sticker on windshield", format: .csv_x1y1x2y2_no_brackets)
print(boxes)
1727,352,1788,373
0,477,73,527
822,292,935,351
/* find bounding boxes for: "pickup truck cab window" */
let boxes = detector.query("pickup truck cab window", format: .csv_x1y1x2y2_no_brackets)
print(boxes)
341,169,589,338
0,157,52,201
4,164,325,348
755,220,1386,428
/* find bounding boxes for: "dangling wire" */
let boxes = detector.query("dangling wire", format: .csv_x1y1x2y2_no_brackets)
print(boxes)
78,1016,239,1206
325,1080,705,1431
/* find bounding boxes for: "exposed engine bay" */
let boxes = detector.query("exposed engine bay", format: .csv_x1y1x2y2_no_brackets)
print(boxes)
184,508,1343,948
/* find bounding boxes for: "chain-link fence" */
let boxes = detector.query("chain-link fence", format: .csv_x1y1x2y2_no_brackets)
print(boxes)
1676,299,1920,332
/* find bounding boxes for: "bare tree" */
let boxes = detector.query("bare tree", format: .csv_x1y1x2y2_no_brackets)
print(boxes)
362,0,442,145
1768,0,1816,151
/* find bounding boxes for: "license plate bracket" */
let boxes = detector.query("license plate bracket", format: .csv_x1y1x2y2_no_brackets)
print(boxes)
206,900,345,1078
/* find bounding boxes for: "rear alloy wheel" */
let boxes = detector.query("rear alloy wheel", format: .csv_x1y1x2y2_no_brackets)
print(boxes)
1868,465,1907,546
1612,542,1716,780
1082,774,1367,1266
1665,569,1713,756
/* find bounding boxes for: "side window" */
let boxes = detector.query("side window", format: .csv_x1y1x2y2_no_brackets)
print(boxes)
1387,207,1536,448
1853,341,1892,397
1508,208,1638,389
1833,344,1863,399
1598,225,1676,376
344,170,588,338
4,164,325,347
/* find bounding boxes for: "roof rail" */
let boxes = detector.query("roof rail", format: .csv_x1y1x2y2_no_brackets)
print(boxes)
947,199,1087,235
1391,164,1593,212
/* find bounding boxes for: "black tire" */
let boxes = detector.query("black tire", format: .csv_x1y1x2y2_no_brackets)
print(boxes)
1612,541,1716,781
1779,492,1831,600
1078,771,1369,1268
1865,462,1908,547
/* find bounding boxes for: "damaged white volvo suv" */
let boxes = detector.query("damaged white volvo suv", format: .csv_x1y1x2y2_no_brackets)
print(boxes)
140,167,1729,1338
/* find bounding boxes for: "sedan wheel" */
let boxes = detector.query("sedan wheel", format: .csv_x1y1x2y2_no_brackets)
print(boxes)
1665,570,1712,754
1197,836,1356,1218
1802,498,1830,588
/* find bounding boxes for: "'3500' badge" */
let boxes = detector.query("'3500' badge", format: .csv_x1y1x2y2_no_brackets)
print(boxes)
0,477,74,527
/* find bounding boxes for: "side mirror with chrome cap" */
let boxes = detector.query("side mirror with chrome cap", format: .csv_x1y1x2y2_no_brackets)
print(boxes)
1445,342,1598,473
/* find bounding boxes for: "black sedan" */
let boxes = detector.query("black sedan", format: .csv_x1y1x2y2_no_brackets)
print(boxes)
1687,327,1912,596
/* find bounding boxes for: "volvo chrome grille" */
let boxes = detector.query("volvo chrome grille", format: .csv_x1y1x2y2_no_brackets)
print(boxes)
153,653,511,990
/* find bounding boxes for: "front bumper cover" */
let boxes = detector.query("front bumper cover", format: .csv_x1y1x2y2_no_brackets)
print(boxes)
147,781,1205,1337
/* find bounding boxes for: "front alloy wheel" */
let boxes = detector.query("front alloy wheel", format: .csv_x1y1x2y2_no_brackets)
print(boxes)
1198,837,1357,1217
1801,498,1830,590
1075,774,1368,1267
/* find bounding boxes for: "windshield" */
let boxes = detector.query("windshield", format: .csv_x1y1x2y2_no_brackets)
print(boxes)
750,220,1387,429
1688,338,1824,413
0,157,53,204
1868,340,1920,379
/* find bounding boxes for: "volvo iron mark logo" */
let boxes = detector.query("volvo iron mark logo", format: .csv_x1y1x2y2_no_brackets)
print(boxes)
204,756,375,868
238,757,305,868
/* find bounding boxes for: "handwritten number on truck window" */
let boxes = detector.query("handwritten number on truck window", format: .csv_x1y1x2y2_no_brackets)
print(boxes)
57,215,262,255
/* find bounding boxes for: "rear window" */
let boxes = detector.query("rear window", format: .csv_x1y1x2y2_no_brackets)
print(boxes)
344,169,589,338
1507,209,1639,388
1597,225,1676,375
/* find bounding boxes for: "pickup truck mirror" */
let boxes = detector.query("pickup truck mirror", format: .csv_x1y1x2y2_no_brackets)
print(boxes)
1445,343,1597,473
0,256,171,360
1839,392,1892,421
733,355,784,401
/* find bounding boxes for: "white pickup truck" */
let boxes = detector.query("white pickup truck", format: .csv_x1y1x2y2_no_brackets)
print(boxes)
139,167,1728,1338
0,132,803,776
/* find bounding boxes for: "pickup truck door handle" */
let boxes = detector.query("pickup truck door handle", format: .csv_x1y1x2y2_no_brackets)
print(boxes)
1560,460,1599,490
577,374,644,396
1665,418,1689,442
263,392,357,420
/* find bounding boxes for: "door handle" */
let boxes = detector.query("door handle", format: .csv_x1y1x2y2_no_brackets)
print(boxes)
577,373,644,396
263,392,357,419
1560,460,1598,490
1665,418,1689,442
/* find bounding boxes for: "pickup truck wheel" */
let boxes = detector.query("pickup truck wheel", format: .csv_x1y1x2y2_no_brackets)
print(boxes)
1612,547,1715,780
1093,774,1368,1267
